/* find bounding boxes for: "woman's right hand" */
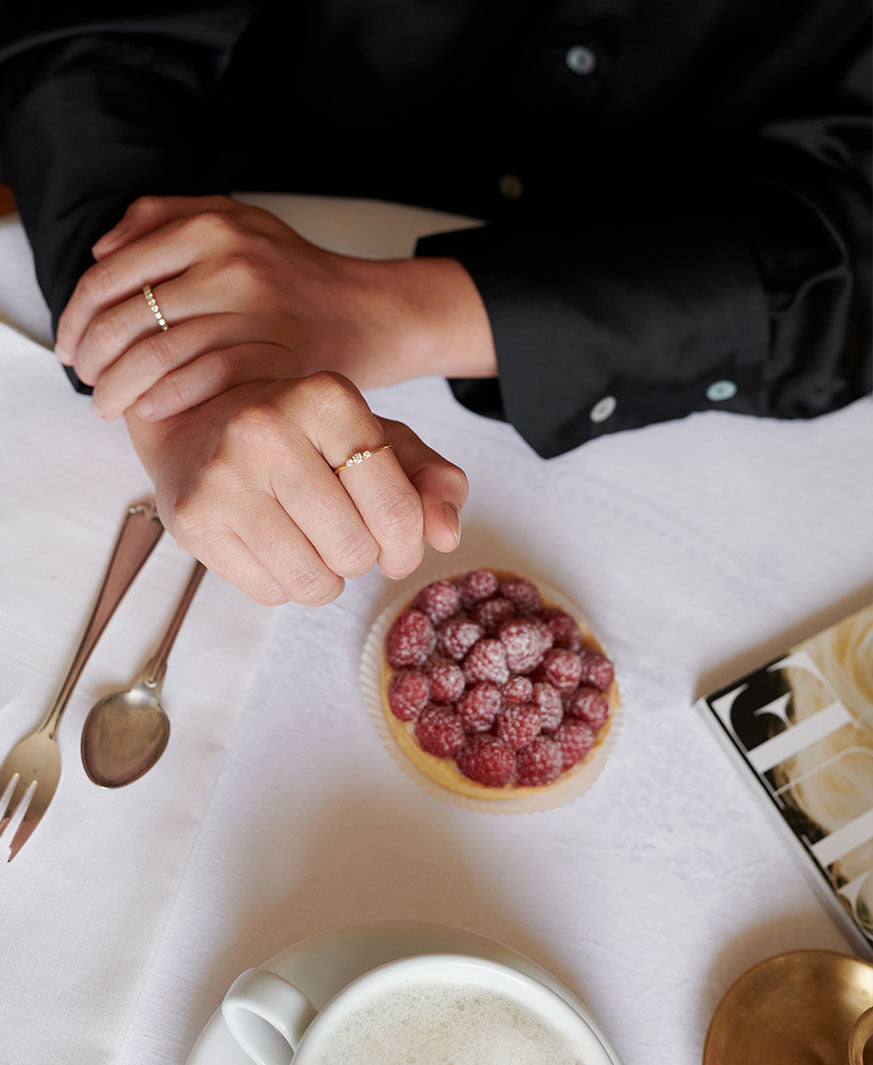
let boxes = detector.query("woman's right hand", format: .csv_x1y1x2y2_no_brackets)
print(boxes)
125,372,467,605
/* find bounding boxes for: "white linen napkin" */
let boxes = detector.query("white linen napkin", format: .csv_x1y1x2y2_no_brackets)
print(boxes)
0,315,273,1063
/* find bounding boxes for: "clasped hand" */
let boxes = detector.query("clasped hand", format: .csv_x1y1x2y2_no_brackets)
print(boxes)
55,195,476,604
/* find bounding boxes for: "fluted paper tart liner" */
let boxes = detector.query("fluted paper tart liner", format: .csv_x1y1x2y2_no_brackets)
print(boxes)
360,574,622,813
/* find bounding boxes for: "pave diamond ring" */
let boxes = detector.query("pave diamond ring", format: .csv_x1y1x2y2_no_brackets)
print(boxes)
142,283,169,331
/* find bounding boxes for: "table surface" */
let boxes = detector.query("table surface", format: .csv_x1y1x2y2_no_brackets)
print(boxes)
0,194,870,1065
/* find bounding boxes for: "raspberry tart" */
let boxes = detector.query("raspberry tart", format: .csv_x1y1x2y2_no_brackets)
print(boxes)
369,569,620,808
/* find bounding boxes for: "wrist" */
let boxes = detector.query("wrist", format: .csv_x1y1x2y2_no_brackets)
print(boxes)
382,255,497,381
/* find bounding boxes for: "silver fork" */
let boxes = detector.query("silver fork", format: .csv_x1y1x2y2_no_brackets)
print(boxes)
0,499,164,862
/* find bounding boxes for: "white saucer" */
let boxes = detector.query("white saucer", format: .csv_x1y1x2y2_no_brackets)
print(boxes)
185,921,623,1064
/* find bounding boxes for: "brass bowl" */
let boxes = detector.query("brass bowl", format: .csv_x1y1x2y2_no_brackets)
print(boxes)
703,949,873,1065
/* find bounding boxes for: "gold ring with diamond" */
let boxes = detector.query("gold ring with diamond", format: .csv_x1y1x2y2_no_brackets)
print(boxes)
142,283,169,332
333,442,393,474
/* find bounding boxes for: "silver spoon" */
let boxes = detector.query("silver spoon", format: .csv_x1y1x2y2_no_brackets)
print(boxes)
81,560,207,788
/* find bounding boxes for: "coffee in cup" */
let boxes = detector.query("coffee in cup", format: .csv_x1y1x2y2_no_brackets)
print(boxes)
222,953,613,1065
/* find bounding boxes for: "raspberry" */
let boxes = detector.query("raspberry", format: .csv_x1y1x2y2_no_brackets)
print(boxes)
499,576,543,615
455,568,500,608
457,682,502,733
496,704,542,750
463,638,510,686
515,736,563,786
412,580,461,624
502,675,534,705
554,721,596,771
424,656,465,703
532,617,555,654
436,617,484,662
535,648,583,693
498,617,545,674
414,705,466,758
456,734,516,787
578,650,615,691
566,686,609,729
541,607,582,652
387,670,429,721
531,681,563,732
471,596,516,634
385,609,436,668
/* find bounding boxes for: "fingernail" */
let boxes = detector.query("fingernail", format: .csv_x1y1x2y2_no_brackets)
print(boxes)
90,397,106,419
444,502,461,545
55,345,72,365
135,396,154,419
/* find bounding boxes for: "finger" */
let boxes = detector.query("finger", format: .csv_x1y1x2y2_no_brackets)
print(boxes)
231,492,345,605
74,278,189,390
86,297,286,419
266,434,382,580
91,314,260,419
296,375,427,580
378,418,468,553
171,525,289,607
132,343,294,422
91,194,237,259
57,209,251,363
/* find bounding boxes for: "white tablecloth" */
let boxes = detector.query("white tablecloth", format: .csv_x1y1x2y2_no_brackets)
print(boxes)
0,197,870,1065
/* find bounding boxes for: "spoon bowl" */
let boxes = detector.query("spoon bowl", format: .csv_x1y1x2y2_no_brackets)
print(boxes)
81,682,171,788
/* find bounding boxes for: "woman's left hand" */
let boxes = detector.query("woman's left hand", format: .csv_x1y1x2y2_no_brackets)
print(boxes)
55,194,496,422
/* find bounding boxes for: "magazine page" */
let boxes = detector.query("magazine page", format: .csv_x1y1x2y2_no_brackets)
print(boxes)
697,604,873,957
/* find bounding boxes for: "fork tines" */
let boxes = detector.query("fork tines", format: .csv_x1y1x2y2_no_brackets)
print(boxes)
0,774,37,863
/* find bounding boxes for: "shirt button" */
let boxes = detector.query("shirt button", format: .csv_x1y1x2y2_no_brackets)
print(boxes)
706,380,738,402
498,173,524,199
565,45,597,75
590,395,616,422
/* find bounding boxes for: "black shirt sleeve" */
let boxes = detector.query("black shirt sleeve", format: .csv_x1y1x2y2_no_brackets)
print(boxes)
0,5,256,391
417,20,871,457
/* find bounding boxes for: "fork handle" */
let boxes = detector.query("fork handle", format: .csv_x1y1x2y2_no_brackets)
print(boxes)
40,499,164,738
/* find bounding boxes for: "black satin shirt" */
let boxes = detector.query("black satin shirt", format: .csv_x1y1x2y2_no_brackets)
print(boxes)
0,2,870,456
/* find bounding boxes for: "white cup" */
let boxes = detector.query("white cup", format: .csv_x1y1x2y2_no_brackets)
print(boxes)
222,952,614,1065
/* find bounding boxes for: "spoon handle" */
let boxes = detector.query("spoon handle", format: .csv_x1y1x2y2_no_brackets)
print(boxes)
40,499,164,738
142,560,207,688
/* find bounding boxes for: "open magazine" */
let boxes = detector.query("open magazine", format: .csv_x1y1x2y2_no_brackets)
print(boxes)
696,603,873,958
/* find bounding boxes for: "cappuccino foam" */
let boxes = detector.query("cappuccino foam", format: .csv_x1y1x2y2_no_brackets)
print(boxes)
305,980,586,1064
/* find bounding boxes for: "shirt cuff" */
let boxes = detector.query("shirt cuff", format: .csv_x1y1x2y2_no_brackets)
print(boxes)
417,213,769,458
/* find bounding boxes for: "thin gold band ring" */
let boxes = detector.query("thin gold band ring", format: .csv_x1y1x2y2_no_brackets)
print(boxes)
333,442,393,474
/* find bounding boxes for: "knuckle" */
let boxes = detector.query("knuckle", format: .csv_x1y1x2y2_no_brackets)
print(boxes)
444,463,469,500
334,530,379,578
373,488,423,542
203,347,237,387
141,336,176,378
301,371,359,416
248,580,289,607
284,565,343,606
185,209,240,245
81,262,114,304
127,194,163,221
216,252,263,293
225,401,283,452
380,542,424,581
167,490,206,536
151,370,188,415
